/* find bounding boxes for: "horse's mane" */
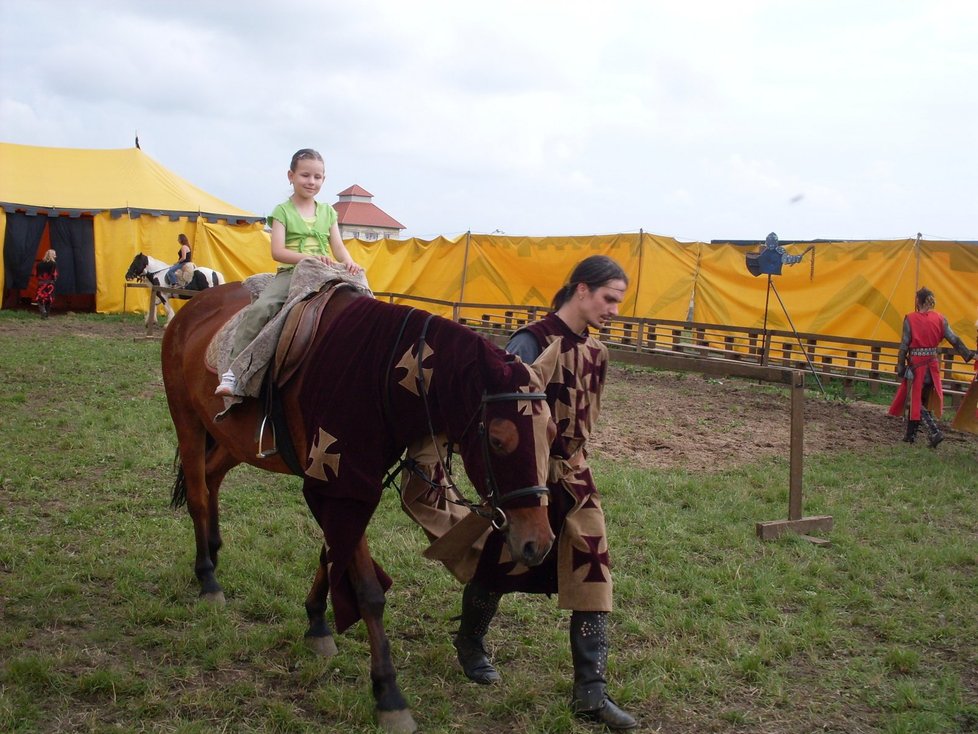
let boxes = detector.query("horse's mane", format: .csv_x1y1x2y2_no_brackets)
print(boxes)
421,312,527,435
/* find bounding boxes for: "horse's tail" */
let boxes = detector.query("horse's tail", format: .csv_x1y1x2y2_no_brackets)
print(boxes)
170,447,188,509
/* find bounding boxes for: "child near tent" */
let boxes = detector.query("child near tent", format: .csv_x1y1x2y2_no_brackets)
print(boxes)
215,148,363,397
34,250,58,319
164,234,192,286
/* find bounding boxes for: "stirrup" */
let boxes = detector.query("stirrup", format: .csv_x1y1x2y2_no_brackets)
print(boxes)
256,413,279,459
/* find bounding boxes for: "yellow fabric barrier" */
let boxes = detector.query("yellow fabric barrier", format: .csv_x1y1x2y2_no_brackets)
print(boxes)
691,239,977,343
461,233,641,319
635,236,702,322
95,213,271,315
917,240,978,339
344,234,976,346
347,235,469,316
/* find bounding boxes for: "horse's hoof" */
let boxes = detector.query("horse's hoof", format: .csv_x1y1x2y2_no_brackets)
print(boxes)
305,633,338,657
376,709,417,734
199,590,226,606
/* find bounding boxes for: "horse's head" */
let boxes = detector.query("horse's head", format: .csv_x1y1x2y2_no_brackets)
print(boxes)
125,253,149,281
455,339,561,568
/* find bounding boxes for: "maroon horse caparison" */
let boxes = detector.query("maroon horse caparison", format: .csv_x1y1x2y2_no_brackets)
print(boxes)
160,283,558,733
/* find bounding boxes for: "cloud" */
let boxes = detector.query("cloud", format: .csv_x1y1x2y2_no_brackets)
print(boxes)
2,0,977,240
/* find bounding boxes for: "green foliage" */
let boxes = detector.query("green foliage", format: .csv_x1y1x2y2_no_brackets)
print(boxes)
1,312,975,733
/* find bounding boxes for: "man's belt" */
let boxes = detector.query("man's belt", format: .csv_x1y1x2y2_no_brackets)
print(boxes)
909,347,938,356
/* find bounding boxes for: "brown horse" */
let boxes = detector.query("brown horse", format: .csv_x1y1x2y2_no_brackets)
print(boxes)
160,282,558,733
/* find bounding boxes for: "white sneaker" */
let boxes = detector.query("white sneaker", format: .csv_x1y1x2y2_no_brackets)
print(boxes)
215,369,237,397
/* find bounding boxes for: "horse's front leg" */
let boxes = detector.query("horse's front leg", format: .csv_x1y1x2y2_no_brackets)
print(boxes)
303,543,338,657
349,536,417,734
162,294,175,327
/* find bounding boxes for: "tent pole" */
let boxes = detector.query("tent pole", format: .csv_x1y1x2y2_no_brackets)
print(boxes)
456,230,472,322
686,243,701,323
913,231,921,293
634,229,643,318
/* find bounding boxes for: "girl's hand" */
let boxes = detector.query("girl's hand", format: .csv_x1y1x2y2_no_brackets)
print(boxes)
315,255,336,267
345,261,363,275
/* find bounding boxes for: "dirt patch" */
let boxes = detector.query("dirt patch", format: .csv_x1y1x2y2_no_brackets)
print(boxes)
0,312,149,339
590,364,973,471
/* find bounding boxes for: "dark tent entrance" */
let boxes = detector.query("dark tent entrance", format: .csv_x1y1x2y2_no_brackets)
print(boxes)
2,212,97,312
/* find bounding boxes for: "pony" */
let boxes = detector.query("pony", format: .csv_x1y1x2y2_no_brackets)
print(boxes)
125,252,225,327
160,282,559,733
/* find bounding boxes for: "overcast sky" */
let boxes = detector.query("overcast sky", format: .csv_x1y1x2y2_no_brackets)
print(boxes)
2,0,976,242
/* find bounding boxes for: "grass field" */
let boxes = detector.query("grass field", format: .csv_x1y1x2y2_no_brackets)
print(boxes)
1,311,976,733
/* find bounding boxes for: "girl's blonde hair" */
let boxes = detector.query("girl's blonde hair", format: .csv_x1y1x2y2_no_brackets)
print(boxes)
42,250,57,263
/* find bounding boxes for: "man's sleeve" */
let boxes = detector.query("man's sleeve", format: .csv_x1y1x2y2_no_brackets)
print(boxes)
505,330,542,362
943,318,976,361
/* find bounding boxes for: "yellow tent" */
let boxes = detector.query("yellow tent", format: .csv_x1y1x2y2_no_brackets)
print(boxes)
0,142,274,313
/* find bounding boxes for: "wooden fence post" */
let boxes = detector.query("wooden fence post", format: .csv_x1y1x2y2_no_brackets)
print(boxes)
756,370,834,545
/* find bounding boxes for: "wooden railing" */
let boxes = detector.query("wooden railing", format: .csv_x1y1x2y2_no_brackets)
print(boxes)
373,292,976,399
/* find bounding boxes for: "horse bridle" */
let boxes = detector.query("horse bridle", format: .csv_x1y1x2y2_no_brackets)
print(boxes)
126,260,170,301
387,311,550,531
127,258,170,282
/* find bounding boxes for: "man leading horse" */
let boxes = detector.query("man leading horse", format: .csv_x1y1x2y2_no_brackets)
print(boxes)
401,255,638,729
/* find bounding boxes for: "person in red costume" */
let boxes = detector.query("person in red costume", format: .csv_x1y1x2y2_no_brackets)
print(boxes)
888,287,975,447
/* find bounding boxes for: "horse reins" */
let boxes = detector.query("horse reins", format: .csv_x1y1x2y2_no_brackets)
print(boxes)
128,260,173,304
383,310,549,531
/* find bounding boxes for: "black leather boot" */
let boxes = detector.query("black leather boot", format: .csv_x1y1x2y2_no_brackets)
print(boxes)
920,409,944,449
453,582,501,684
902,420,919,444
570,611,637,730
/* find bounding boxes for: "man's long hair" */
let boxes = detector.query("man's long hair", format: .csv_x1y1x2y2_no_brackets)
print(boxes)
552,255,627,311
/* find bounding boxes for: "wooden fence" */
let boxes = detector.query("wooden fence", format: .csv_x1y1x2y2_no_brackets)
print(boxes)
374,292,975,400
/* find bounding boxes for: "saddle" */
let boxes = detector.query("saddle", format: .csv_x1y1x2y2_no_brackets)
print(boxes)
257,282,353,473
209,259,372,467
272,282,350,388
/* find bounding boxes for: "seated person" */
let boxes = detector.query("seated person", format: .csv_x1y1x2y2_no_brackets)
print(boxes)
164,234,192,286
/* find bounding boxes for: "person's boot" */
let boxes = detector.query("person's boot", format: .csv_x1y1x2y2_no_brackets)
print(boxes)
920,409,944,449
570,611,637,730
40,303,49,319
902,420,919,444
453,582,501,684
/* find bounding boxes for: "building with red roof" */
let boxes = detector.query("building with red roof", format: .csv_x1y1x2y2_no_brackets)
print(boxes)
333,185,404,241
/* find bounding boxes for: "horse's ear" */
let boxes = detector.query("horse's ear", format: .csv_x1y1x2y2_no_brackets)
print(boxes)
525,339,561,390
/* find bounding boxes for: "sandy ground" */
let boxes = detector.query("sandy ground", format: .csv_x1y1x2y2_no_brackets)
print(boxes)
591,363,976,470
